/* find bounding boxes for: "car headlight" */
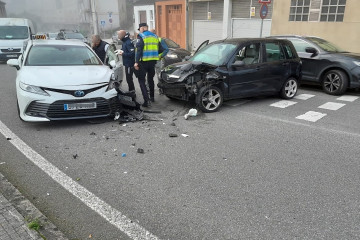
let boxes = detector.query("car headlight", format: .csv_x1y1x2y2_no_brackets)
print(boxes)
353,61,360,67
106,79,119,92
19,82,49,96
167,53,178,59
23,40,29,52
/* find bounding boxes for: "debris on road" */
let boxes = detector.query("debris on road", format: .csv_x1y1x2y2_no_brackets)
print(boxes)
73,154,78,159
6,137,11,140
137,148,145,154
181,134,189,138
0,162,5,165
171,122,176,126
184,108,198,120
121,153,127,157
90,132,96,136
76,178,81,181
169,133,178,137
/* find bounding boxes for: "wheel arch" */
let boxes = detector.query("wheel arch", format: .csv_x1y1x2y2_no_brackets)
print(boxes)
318,66,351,86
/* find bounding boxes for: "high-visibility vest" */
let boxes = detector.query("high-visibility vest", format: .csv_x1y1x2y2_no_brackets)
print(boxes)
139,31,159,61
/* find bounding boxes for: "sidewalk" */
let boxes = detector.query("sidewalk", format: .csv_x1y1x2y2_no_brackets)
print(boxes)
0,173,68,240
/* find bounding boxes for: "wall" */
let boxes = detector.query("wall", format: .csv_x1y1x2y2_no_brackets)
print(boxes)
271,0,360,53
134,5,155,34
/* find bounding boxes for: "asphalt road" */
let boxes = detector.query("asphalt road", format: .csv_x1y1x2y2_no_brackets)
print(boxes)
1,62,360,240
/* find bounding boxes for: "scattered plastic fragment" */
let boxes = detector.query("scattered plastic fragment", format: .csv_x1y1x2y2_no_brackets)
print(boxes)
137,148,144,154
169,133,178,137
89,234,93,238
76,178,80,181
6,137,11,140
46,193,50,196
114,112,120,120
181,134,189,137
0,162,5,165
122,124,127,127
90,132,96,136
73,154,78,159
171,122,176,126
122,153,127,157
124,172,127,174
184,108,198,120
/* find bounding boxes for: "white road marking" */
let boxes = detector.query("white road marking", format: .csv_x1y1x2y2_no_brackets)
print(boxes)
337,95,359,102
270,100,297,108
318,102,346,111
0,120,159,240
241,110,360,138
294,94,315,100
296,111,327,122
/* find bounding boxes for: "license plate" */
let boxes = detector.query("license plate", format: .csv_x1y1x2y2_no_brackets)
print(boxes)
6,54,17,58
64,102,97,111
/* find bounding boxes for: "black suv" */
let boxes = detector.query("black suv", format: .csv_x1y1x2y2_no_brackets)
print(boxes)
158,38,301,112
273,36,360,95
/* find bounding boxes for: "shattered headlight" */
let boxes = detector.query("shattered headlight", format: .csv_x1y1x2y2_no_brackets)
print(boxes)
205,71,220,80
19,82,49,96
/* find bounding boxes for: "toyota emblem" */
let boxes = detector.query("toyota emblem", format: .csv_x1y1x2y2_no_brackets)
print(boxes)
74,90,85,97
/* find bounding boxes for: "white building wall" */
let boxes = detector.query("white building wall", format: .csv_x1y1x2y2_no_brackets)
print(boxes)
133,5,155,34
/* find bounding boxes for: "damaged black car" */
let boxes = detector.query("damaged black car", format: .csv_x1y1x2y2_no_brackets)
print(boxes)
158,38,302,112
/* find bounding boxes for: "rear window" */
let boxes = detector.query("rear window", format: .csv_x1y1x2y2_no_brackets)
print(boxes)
25,45,102,66
65,32,85,39
0,26,29,40
265,42,285,62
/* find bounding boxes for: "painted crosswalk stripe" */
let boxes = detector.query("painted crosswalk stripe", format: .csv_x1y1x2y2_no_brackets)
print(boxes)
337,95,359,102
270,100,297,108
318,102,346,111
296,111,327,122
294,94,315,100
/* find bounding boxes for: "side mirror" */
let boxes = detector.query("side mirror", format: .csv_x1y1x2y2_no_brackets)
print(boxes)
7,59,20,70
109,60,116,68
231,60,245,68
305,47,318,57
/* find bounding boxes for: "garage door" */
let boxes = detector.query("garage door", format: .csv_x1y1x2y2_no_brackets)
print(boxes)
192,20,223,51
232,18,272,38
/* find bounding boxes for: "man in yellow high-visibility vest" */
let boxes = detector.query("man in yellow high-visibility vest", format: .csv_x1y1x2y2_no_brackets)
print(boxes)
134,23,160,107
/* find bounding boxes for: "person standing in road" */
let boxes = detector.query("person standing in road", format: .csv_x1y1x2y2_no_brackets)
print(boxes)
134,23,160,107
149,28,169,59
91,34,109,63
117,30,135,92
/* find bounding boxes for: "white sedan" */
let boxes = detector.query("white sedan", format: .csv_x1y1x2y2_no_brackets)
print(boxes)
7,40,122,122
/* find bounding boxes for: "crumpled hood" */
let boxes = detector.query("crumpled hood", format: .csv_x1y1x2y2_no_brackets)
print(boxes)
18,65,111,89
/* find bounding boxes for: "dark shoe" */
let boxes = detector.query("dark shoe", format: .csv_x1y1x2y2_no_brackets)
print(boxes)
142,101,151,107
150,97,155,102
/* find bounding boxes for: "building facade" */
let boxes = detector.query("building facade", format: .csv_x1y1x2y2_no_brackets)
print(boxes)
0,1,6,17
271,0,360,53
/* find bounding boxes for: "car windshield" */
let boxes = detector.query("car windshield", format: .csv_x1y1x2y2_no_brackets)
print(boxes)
25,45,102,66
0,26,29,40
164,38,179,48
306,37,345,53
65,32,84,39
190,43,237,66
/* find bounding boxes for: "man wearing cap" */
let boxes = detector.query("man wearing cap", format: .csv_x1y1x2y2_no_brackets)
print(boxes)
134,23,160,107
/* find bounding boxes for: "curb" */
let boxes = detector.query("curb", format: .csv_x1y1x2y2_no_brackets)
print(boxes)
0,172,68,240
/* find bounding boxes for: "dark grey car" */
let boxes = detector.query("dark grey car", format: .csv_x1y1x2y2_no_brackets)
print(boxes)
158,38,302,113
273,36,360,95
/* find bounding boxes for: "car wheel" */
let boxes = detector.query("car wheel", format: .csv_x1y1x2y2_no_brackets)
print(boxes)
322,70,348,95
280,78,298,99
196,86,223,113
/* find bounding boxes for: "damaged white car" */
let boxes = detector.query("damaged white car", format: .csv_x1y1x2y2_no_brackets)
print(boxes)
7,40,123,122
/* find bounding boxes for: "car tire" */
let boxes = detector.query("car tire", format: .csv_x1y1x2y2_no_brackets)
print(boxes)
196,86,223,113
280,77,298,99
322,70,348,95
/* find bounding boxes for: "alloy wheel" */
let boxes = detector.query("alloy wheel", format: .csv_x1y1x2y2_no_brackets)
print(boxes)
284,79,297,98
324,73,341,93
201,89,222,111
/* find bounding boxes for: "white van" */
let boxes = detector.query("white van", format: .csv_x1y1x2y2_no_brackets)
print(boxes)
0,18,34,61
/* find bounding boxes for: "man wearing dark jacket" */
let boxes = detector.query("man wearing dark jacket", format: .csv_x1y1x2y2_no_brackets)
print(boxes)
91,35,109,63
117,30,135,92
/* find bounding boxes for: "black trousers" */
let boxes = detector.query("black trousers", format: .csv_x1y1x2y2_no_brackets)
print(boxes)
124,66,135,92
135,60,156,102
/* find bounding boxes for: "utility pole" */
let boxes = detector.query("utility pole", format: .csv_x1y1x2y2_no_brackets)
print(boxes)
90,0,98,34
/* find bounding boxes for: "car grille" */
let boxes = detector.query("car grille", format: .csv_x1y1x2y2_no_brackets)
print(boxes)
26,97,119,120
1,48,21,53
43,84,108,97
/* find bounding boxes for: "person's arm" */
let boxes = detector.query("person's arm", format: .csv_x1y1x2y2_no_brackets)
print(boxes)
135,37,144,63
159,39,169,58
122,41,134,58
104,44,109,52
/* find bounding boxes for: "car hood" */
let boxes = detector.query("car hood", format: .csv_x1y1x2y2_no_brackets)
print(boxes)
161,61,217,83
18,65,111,89
0,39,26,48
338,52,360,61
169,47,191,56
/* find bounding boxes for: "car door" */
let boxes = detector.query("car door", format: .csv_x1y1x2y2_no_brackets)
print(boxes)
286,37,321,82
104,44,123,82
262,41,290,93
227,42,268,98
